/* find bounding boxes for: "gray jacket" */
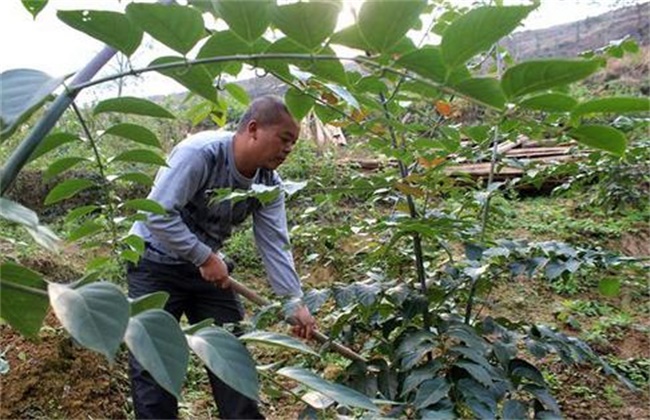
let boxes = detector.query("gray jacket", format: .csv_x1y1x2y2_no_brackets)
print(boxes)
130,130,302,297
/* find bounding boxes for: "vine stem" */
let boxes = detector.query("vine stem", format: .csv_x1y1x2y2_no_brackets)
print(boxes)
70,102,120,248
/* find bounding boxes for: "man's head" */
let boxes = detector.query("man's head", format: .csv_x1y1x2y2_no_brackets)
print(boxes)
236,95,300,170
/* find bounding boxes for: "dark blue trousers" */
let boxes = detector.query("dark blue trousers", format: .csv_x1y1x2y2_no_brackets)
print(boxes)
127,257,264,419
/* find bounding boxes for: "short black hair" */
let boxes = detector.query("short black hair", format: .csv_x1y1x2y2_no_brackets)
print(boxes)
236,95,293,133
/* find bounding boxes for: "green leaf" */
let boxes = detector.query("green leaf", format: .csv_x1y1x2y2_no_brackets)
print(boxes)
397,47,448,84
197,30,269,77
110,149,168,167
123,234,145,254
0,262,48,337
182,318,215,334
187,326,259,401
44,156,88,180
126,3,204,55
125,309,189,398
503,399,528,419
240,331,319,357
150,56,216,103
401,362,442,397
224,83,250,106
502,60,601,99
0,197,38,226
94,96,175,119
357,0,427,53
324,83,359,109
414,377,451,409
68,219,104,242
519,93,578,112
285,88,315,121
130,292,169,316
453,77,505,110
271,1,340,50
44,178,95,205
213,0,271,43
108,172,153,187
1,69,64,141
277,367,378,411
22,0,48,19
598,277,621,297
57,10,142,56
122,198,167,215
441,6,534,68
455,361,493,387
330,24,371,51
29,132,80,161
509,359,546,387
49,282,129,362
103,123,161,149
569,125,627,157
572,97,650,117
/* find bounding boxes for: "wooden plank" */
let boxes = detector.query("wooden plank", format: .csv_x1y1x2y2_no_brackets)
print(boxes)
445,154,575,177
505,147,571,157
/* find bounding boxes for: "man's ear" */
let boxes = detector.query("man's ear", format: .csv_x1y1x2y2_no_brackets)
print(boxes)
247,119,258,139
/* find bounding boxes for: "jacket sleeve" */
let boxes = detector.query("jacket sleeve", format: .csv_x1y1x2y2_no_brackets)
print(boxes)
252,192,303,297
145,146,213,266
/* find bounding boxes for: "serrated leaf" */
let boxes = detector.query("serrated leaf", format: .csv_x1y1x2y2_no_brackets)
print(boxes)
1,69,64,141
0,262,48,337
285,88,314,121
357,0,426,53
22,0,48,19
49,282,129,362
509,359,546,387
44,178,95,205
572,96,650,117
502,60,601,99
44,156,88,180
598,277,621,297
94,96,175,119
213,0,271,43
441,6,534,68
57,10,142,56
277,367,378,411
271,1,340,50
110,149,167,166
130,292,169,316
187,327,259,401
29,132,80,161
456,361,494,387
103,123,161,149
453,77,506,110
68,219,103,242
126,3,204,55
151,56,217,103
224,83,250,106
125,309,189,398
519,93,578,112
569,124,627,157
402,362,442,397
414,377,451,409
122,198,166,215
240,331,319,357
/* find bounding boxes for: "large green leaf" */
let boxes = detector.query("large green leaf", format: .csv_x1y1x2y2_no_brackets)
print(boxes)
501,60,601,99
108,171,154,187
519,93,578,112
396,47,447,84
109,149,167,167
271,1,340,50
357,0,427,53
224,83,250,106
414,377,451,409
22,0,48,19
150,56,216,103
285,88,314,121
44,156,88,180
277,367,378,411
0,262,48,337
598,277,621,297
187,327,259,401
213,0,272,43
1,69,64,141
68,219,103,242
441,6,534,68
240,331,319,357
453,77,506,110
57,10,142,56
569,125,627,157
29,132,80,161
121,198,167,215
124,309,189,398
49,282,130,361
126,3,204,55
94,97,175,119
572,96,650,117
44,178,95,205
103,123,161,149
197,30,270,77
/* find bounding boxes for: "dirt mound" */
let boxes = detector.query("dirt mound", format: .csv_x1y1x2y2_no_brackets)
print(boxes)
1,315,129,419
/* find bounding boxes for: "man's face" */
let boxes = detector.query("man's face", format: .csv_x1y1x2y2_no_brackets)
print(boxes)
253,112,300,170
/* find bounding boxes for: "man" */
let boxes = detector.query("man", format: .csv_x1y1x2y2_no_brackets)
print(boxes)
128,95,315,419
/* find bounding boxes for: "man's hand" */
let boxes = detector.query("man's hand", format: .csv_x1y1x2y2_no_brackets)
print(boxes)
199,253,231,289
290,304,316,340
